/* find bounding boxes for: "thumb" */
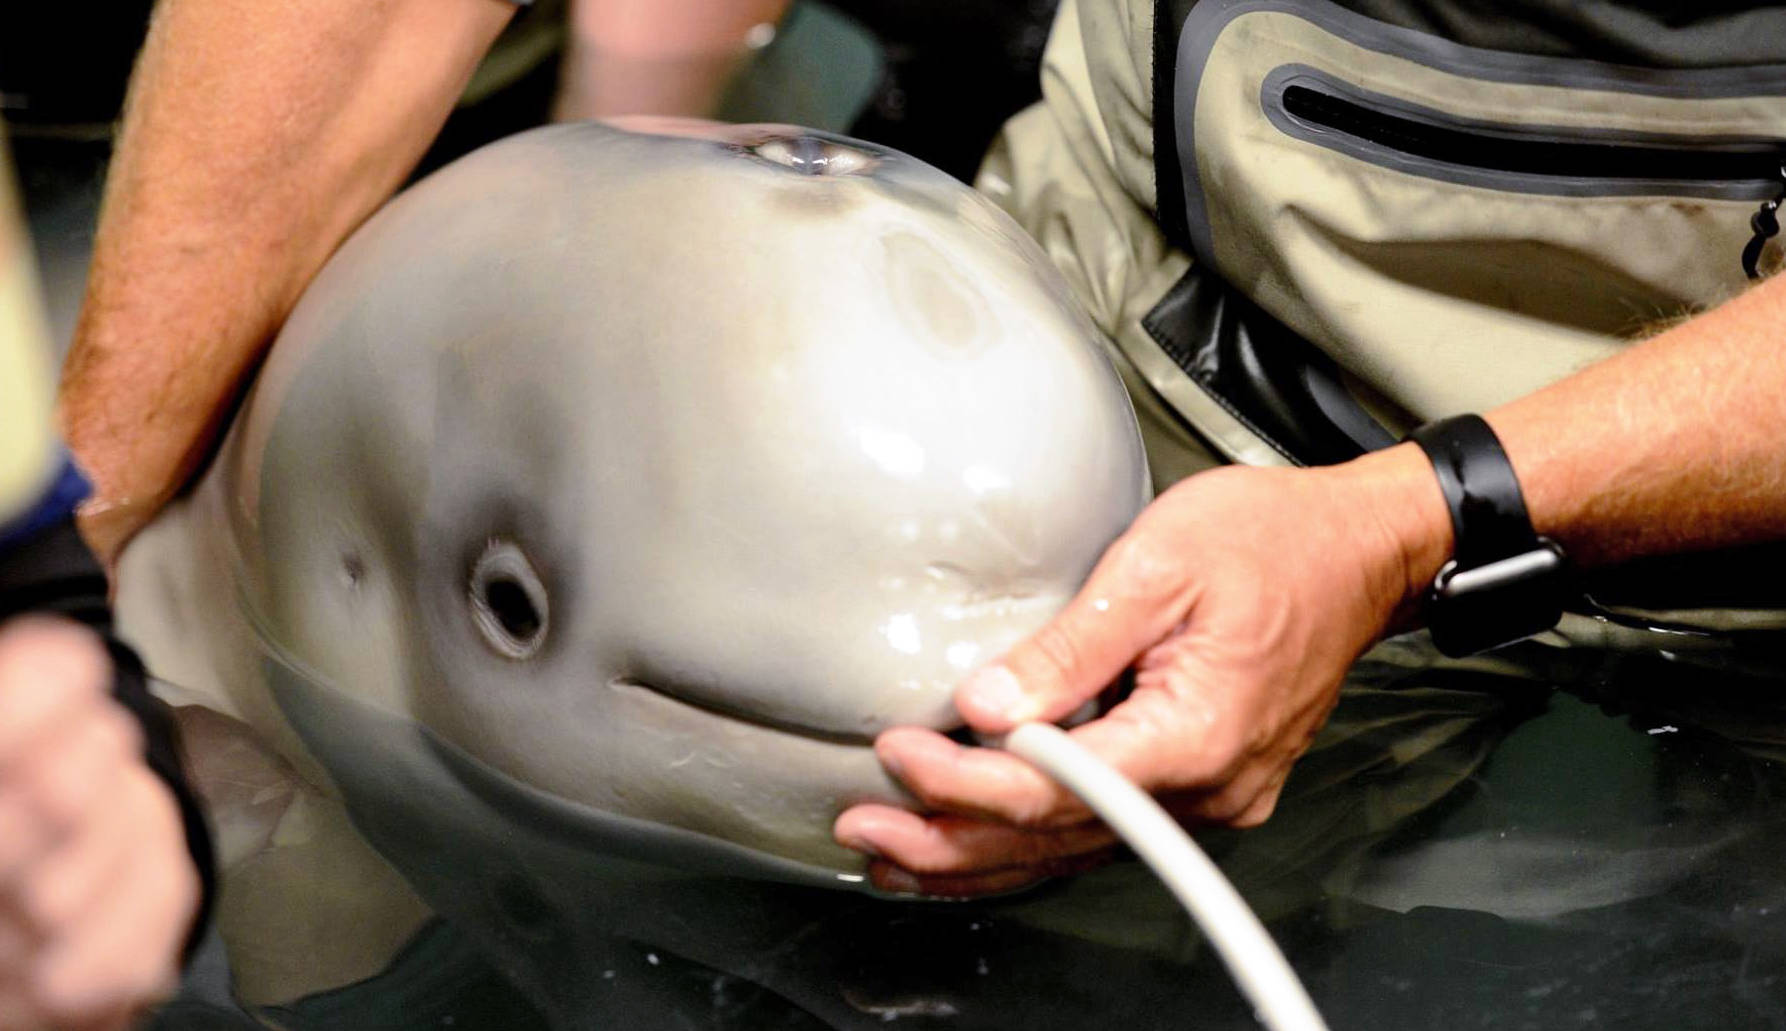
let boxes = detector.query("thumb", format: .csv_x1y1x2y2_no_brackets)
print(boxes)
956,539,1189,733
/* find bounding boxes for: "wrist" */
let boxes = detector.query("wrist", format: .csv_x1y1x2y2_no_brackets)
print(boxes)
1401,415,1575,655
73,494,157,574
1328,442,1455,631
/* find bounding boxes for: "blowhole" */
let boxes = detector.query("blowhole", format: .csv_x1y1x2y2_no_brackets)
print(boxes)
468,539,550,660
483,577,541,641
750,135,878,177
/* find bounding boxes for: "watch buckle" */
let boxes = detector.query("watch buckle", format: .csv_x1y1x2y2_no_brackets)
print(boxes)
1433,538,1567,602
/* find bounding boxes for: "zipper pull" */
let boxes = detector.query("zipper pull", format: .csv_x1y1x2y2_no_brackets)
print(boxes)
1742,163,1786,281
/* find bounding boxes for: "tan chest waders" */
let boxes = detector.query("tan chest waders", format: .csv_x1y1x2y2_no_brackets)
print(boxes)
980,0,1786,645
1155,0,1786,456
1156,0,1786,638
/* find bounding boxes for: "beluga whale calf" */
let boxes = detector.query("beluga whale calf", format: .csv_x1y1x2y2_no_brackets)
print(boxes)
112,119,1152,1012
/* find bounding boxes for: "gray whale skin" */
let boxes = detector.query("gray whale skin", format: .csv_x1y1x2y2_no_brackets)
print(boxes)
113,120,1149,1004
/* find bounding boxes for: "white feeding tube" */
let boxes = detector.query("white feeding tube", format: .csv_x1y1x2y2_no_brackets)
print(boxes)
1001,722,1330,1031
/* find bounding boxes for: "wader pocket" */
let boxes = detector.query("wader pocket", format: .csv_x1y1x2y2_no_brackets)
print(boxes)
1165,0,1786,428
1266,70,1785,214
1266,70,1786,283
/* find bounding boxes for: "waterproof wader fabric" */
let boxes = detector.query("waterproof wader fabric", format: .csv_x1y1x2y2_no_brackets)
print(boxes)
977,0,1786,641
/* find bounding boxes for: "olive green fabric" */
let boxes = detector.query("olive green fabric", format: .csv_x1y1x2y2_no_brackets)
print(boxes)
0,132,59,526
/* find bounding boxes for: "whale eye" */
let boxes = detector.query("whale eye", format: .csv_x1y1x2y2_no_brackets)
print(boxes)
750,135,876,176
468,539,549,660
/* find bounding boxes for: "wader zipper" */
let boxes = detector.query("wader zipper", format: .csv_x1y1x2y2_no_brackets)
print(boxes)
1743,166,1786,280
1277,84,1786,278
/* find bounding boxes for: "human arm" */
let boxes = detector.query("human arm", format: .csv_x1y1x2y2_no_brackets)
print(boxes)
835,273,1786,895
56,0,516,568
555,0,791,121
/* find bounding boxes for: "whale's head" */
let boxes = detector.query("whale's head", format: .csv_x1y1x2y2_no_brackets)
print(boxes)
187,121,1149,874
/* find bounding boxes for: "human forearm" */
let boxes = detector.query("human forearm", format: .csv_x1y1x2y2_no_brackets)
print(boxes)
1487,275,1786,568
555,0,791,120
1344,271,1786,611
58,0,513,565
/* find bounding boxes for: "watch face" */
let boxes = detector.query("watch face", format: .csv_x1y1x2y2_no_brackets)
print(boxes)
1428,549,1569,659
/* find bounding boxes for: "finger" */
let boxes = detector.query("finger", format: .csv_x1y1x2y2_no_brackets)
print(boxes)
0,619,112,767
1229,776,1289,829
1154,759,1286,828
880,689,1241,830
1056,667,1262,802
0,909,30,969
956,528,1195,734
74,497,148,579
834,804,1117,877
13,774,139,940
63,1009,135,1031
0,789,57,889
0,983,42,1031
887,668,1270,836
31,771,193,1024
874,727,1092,827
7,705,139,848
69,1008,138,1031
868,847,1120,899
0,710,138,887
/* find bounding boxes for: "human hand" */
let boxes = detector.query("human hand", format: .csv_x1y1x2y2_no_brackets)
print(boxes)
0,618,199,1029
71,496,157,578
834,445,1452,896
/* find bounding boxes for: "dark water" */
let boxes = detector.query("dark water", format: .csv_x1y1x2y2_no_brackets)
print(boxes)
144,636,1786,1030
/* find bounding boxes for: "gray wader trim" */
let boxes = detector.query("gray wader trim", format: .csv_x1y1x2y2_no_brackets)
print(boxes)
1259,64,1786,202
1172,0,1786,269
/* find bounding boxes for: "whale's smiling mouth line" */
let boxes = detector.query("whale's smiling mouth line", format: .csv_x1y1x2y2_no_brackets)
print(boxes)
608,677,887,747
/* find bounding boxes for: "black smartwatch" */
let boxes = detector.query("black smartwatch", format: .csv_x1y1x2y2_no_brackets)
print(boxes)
1408,414,1570,657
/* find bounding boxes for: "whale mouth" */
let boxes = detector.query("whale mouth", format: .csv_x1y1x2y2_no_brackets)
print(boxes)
609,677,965,747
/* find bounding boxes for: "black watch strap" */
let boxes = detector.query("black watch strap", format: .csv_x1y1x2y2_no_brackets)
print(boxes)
1408,415,1570,656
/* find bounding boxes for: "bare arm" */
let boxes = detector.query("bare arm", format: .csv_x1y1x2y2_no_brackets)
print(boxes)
1491,274,1786,568
57,0,516,567
555,0,792,121
1332,269,1786,624
840,273,1786,895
